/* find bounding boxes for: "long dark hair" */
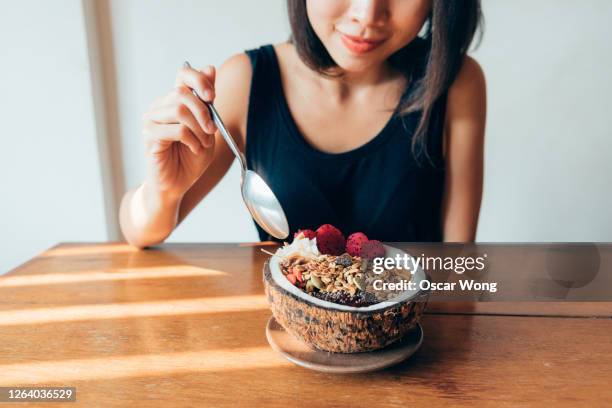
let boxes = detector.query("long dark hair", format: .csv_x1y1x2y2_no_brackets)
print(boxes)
287,0,483,162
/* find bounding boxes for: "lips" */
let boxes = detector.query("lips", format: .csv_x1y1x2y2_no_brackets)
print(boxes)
340,33,386,54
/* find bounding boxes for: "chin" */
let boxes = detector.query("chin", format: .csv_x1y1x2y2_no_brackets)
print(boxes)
333,58,376,73
325,42,385,73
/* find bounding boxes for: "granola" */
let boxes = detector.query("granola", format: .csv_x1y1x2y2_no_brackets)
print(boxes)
279,252,412,306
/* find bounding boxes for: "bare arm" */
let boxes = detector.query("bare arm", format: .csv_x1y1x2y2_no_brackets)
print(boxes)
119,54,252,247
441,56,487,242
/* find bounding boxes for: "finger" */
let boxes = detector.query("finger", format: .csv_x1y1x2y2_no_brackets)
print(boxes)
175,66,215,102
149,95,166,110
143,122,202,155
144,101,207,149
146,89,217,147
175,86,217,145
202,65,216,86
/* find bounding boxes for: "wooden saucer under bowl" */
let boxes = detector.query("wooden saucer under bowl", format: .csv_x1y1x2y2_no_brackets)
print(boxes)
266,316,423,373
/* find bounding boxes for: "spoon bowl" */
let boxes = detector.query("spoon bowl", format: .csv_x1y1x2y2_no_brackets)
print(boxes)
241,170,289,240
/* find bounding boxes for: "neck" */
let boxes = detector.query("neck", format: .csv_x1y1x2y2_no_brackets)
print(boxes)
316,62,403,103
287,44,405,103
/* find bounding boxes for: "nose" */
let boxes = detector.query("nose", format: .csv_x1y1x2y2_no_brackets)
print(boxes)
350,0,389,28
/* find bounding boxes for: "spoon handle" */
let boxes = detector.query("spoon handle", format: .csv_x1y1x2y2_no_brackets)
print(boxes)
183,61,247,173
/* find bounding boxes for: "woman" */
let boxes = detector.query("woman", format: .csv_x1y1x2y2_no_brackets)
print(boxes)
120,0,486,247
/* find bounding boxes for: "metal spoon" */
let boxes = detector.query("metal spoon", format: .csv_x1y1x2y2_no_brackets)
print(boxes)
183,61,289,240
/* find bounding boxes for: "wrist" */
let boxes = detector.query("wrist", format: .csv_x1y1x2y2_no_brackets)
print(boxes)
132,182,183,231
141,180,184,207
129,181,182,231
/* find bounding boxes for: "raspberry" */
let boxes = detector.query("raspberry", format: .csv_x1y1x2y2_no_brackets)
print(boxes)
360,240,385,259
294,229,316,240
286,274,297,285
346,232,369,257
315,224,346,255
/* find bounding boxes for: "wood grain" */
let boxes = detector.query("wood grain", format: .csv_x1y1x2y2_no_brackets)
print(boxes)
1,243,611,407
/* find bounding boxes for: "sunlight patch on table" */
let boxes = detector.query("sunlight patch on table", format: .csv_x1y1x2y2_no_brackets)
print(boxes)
0,295,268,326
0,347,288,384
41,244,139,257
0,266,226,288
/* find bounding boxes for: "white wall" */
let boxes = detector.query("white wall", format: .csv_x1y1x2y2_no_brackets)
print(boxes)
0,0,108,272
474,0,612,241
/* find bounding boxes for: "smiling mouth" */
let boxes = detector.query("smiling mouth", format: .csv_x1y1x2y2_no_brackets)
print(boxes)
340,33,386,54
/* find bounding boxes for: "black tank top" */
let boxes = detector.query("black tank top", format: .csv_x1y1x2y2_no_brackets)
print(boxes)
244,44,447,242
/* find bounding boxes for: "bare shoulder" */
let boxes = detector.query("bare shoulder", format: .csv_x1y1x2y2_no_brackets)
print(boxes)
453,56,486,90
218,52,252,81
447,56,487,120
215,44,295,146
272,42,295,57
443,56,486,159
272,42,303,74
214,53,253,146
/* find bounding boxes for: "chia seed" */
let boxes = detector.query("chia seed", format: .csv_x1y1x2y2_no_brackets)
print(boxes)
311,290,379,307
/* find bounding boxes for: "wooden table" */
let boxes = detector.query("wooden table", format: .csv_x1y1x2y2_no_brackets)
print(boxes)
1,243,611,407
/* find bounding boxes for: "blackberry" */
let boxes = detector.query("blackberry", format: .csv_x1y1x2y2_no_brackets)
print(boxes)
334,255,353,267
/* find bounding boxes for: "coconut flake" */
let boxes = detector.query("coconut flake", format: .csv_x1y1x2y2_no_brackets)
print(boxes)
274,236,320,259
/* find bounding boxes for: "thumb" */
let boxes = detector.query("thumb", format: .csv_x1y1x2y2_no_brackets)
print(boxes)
201,65,216,87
